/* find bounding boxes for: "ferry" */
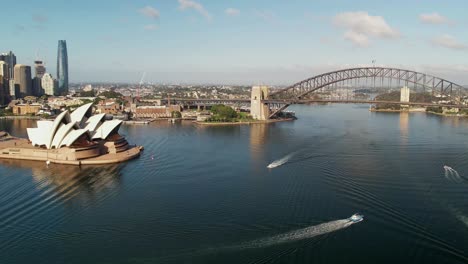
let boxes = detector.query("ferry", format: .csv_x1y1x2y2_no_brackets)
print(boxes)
349,213,364,223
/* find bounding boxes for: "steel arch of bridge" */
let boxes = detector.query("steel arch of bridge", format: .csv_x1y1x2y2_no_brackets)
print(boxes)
269,67,464,100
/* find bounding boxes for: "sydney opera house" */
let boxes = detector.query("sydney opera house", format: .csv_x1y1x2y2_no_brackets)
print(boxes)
0,103,142,165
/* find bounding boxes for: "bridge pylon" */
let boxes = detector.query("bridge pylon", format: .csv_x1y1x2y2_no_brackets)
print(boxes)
400,86,410,109
251,86,270,120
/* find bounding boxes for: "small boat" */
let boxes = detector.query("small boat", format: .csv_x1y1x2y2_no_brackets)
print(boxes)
349,213,364,223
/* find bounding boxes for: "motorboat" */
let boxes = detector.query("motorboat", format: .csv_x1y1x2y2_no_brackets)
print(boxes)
349,213,364,223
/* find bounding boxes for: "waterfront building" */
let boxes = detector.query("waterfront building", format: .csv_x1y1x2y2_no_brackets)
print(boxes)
41,73,57,96
133,105,182,119
0,51,16,79
12,103,42,115
56,40,69,95
14,64,32,98
96,101,120,115
0,103,141,165
34,60,46,78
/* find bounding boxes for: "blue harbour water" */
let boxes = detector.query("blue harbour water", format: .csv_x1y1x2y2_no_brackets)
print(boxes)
0,104,468,263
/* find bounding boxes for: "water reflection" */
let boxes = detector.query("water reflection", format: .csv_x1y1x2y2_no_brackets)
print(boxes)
249,124,269,164
0,159,124,203
0,119,37,138
399,112,409,145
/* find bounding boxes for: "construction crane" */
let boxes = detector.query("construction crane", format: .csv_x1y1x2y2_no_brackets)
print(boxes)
137,71,146,99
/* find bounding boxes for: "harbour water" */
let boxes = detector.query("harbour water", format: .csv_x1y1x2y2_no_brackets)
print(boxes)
1,104,468,263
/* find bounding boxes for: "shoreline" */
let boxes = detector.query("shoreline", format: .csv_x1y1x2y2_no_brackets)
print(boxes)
0,136,142,166
194,118,295,126
370,108,426,113
371,108,468,117
0,115,41,120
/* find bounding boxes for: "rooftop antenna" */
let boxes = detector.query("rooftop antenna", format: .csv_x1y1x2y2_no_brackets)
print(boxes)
137,71,146,99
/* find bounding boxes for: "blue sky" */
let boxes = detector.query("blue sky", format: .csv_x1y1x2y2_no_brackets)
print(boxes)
2,0,468,84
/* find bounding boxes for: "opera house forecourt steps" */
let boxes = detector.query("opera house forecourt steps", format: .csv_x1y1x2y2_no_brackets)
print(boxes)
0,103,142,165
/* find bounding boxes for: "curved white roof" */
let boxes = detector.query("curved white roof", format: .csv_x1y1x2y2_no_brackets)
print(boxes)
28,121,55,147
51,122,77,148
92,120,122,140
60,129,89,147
27,128,43,147
37,120,54,130
70,103,93,126
46,110,71,149
26,104,125,149
84,113,106,133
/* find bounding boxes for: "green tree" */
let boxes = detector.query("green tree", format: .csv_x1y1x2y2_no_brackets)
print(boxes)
99,91,123,98
171,111,182,118
211,104,237,119
79,90,96,97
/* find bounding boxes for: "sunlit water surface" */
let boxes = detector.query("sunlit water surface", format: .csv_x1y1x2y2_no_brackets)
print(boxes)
0,104,467,264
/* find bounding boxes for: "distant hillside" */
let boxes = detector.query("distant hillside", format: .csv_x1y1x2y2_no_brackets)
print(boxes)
374,91,436,110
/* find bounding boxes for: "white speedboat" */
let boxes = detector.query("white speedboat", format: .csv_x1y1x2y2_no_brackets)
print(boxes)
349,213,364,223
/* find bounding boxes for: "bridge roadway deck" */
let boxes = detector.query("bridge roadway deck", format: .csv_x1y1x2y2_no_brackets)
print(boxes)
162,98,468,109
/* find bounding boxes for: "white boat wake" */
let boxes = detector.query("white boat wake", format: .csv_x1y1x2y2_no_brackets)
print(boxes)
240,217,360,249
267,153,295,169
443,165,463,183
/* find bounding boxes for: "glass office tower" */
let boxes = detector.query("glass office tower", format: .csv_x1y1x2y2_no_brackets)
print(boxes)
56,40,68,95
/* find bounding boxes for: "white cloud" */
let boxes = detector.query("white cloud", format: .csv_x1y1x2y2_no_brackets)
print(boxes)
225,8,240,17
333,11,400,47
139,6,160,20
431,34,467,50
343,31,369,47
144,24,158,31
419,13,450,25
178,0,212,20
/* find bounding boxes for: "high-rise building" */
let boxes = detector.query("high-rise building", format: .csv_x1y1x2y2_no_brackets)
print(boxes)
14,64,32,98
0,61,8,104
41,73,57,96
0,61,7,79
34,60,46,78
0,51,16,80
57,40,68,95
0,77,7,105
32,77,43,96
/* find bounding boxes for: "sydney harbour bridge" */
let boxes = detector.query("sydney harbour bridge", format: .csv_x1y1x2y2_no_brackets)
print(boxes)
161,67,468,120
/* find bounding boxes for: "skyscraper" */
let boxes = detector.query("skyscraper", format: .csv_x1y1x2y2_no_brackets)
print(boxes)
34,60,46,78
0,61,8,79
57,40,68,95
0,51,16,79
14,64,32,98
0,61,8,104
0,76,7,105
32,60,46,96
41,73,57,96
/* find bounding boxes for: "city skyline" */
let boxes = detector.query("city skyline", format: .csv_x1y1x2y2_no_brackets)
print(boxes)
2,0,468,85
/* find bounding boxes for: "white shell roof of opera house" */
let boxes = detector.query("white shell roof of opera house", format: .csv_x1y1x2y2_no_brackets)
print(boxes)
26,103,123,149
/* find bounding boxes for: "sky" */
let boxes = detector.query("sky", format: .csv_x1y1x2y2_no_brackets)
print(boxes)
2,0,468,85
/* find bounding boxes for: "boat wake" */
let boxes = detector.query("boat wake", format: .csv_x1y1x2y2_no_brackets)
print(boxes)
239,217,359,249
267,153,295,169
443,165,463,183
